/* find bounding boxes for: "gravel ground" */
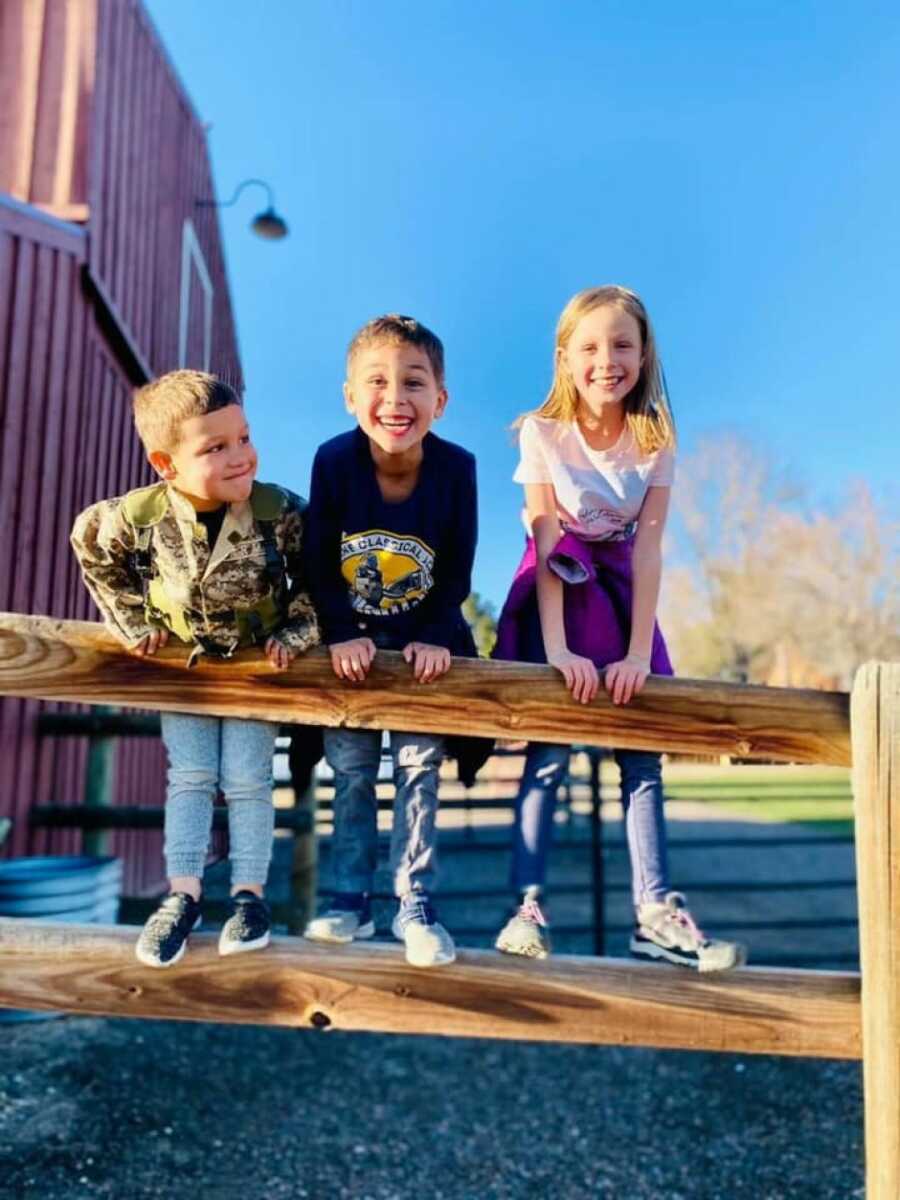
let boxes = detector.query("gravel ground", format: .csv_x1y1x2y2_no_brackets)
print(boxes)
1,801,864,1199
0,1015,863,1200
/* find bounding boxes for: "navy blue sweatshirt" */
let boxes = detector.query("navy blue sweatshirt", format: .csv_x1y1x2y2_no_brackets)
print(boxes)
304,427,478,652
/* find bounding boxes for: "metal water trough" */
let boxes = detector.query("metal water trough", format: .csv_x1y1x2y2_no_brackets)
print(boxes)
0,855,122,1022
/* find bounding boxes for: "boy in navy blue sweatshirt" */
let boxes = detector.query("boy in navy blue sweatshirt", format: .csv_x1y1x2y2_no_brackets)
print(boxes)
303,315,477,967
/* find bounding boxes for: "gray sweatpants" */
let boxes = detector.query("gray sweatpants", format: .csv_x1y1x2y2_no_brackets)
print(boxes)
161,712,278,886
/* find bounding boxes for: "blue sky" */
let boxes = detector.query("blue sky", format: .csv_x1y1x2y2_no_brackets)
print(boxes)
145,0,898,608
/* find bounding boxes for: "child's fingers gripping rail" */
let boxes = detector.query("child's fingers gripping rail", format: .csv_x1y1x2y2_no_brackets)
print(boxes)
129,627,170,658
547,648,600,706
328,637,376,682
402,642,451,684
264,636,295,672
604,653,651,707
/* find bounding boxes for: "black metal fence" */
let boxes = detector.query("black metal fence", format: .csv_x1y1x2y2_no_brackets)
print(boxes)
25,712,858,967
290,741,858,968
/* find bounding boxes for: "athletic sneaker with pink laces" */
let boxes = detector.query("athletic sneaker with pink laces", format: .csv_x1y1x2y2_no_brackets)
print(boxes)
631,891,746,973
495,888,551,959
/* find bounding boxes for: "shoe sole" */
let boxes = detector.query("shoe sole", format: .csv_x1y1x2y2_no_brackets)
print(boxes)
135,914,202,969
303,920,376,945
391,919,456,968
218,930,271,957
630,937,747,973
495,937,549,960
405,947,456,968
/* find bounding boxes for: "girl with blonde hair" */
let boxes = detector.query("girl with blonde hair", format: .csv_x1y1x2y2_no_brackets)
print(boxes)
493,286,744,971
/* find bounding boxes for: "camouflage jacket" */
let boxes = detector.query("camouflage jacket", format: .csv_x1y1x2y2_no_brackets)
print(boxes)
70,481,320,659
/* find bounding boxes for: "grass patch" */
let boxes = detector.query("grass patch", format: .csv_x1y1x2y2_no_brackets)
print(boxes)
658,764,855,837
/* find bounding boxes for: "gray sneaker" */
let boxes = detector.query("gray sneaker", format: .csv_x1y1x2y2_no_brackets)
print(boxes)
391,895,456,968
631,891,747,973
495,893,551,959
304,894,375,944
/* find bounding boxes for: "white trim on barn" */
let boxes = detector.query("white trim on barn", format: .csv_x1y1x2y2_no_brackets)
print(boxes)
178,218,214,370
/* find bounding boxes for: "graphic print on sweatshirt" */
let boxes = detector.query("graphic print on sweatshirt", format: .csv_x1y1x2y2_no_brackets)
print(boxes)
340,529,435,616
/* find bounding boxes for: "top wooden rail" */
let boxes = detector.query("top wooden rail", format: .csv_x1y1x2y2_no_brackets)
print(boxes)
0,612,850,765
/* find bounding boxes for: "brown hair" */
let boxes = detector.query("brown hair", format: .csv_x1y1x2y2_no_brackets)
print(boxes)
132,370,240,453
519,286,675,454
346,314,445,386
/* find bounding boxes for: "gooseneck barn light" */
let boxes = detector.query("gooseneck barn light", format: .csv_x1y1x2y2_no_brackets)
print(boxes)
196,178,288,240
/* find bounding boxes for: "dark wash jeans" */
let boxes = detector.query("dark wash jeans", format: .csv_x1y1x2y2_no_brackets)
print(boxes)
511,743,670,906
324,727,445,898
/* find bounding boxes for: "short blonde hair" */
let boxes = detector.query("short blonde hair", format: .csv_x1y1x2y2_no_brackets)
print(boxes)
346,314,445,386
519,286,675,455
132,370,240,453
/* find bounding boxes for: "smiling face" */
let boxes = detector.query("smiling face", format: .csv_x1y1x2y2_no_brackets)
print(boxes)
149,403,258,511
561,304,644,422
344,340,448,458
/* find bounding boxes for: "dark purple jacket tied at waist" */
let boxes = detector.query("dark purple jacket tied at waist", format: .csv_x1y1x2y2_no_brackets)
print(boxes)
494,531,673,676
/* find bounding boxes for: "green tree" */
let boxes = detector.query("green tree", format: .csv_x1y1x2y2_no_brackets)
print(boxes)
462,591,498,658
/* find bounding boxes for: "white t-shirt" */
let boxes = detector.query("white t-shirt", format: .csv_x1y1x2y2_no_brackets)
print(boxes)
513,414,675,541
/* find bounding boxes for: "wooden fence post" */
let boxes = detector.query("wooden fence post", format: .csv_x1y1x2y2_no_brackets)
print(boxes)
288,778,318,936
851,661,900,1199
82,705,116,857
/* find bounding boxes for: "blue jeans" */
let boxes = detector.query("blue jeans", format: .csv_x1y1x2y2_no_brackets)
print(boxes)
324,728,444,898
160,713,278,886
511,743,670,906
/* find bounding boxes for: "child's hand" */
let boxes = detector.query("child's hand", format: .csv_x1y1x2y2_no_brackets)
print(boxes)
328,637,376,682
603,654,650,706
547,649,599,705
402,642,451,683
130,628,169,657
265,636,295,671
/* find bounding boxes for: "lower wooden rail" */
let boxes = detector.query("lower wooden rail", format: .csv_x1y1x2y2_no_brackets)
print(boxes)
0,918,860,1058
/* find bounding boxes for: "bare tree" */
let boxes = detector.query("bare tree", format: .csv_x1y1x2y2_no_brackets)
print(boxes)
661,436,899,688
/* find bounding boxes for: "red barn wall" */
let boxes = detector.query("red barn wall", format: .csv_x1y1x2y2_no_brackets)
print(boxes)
1,0,244,894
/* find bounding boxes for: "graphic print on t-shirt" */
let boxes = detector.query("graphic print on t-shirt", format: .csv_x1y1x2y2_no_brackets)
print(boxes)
574,495,637,540
341,529,435,616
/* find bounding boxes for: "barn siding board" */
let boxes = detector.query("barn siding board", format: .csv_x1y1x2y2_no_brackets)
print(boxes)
110,1,132,315
30,0,66,202
36,249,71,615
51,253,84,617
1,238,34,606
1,2,245,890
0,0,95,217
13,243,54,615
0,236,16,573
0,235,15,472
127,27,151,342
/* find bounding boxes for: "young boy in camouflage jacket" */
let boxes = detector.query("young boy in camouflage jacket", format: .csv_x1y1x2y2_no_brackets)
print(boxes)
71,370,319,967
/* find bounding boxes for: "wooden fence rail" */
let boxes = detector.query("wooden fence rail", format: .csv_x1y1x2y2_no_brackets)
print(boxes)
0,919,861,1058
0,612,896,1197
0,613,850,765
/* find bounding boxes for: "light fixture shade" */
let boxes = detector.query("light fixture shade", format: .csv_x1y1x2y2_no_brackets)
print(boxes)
251,207,288,240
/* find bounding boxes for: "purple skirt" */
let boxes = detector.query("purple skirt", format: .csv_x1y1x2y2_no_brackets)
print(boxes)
493,531,673,675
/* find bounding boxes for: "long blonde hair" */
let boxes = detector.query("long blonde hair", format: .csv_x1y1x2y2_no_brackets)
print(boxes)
519,286,676,454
